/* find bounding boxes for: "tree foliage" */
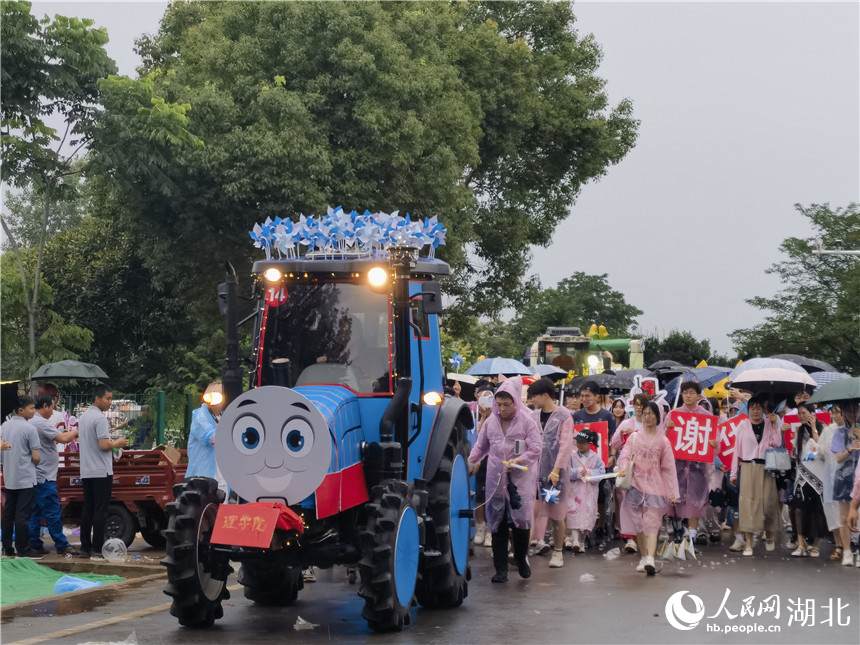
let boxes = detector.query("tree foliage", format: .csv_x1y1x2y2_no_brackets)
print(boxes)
508,272,643,348
97,0,637,328
1,248,92,379
643,330,735,369
1,0,117,374
731,203,860,374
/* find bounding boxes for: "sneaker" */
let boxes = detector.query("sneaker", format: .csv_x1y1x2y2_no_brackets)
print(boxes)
624,539,638,554
743,545,753,557
643,555,656,576
636,557,647,573
483,532,492,548
572,541,584,554
563,536,573,551
549,549,564,568
56,546,79,556
2,548,16,558
516,557,531,579
765,539,775,552
786,540,797,550
842,552,854,567
729,537,745,552
534,541,551,556
491,569,508,583
473,524,486,546
302,567,316,582
808,546,819,558
695,534,708,546
791,547,808,557
28,544,48,555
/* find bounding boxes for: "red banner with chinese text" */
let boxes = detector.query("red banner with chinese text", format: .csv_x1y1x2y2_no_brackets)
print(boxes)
667,411,717,463
716,414,749,468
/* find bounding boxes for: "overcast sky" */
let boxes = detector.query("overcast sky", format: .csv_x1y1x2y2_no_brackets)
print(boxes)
30,1,860,355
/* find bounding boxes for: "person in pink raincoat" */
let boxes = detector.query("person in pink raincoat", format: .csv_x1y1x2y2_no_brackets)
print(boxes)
567,430,606,551
665,382,715,545
615,401,679,576
611,392,648,554
729,395,782,556
526,378,574,568
468,376,541,583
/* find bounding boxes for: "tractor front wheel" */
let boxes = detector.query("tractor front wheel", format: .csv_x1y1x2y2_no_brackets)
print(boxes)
358,480,419,632
162,477,230,627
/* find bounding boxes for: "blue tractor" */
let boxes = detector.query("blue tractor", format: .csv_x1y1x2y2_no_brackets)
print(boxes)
162,225,474,632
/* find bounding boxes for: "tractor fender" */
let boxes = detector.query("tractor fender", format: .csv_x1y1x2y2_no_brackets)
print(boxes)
421,397,473,482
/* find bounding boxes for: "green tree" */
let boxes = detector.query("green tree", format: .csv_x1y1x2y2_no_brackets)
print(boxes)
0,249,92,379
2,172,85,250
509,272,643,348
643,330,719,368
1,0,116,374
731,203,860,374
96,0,637,330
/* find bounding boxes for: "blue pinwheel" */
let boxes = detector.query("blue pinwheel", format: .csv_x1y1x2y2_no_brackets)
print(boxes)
449,353,464,372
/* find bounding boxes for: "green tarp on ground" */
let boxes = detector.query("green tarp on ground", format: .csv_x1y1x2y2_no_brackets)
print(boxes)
1,557,125,605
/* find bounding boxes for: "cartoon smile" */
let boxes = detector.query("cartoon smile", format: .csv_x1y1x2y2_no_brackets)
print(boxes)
253,470,294,493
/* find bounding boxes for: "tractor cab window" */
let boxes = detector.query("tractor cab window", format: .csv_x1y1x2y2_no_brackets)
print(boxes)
260,283,392,393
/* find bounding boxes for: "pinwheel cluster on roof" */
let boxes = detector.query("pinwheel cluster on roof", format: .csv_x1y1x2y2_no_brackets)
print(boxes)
249,206,446,260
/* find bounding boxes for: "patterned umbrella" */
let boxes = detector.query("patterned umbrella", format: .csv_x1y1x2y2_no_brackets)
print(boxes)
811,371,852,386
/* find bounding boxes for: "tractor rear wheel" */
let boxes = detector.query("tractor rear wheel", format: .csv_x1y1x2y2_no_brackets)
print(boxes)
415,422,471,608
358,480,419,632
238,560,303,606
162,477,230,627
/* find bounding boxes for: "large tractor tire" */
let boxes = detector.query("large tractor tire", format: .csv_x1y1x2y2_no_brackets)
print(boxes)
162,477,230,628
141,509,167,548
415,423,471,608
238,560,303,606
358,480,419,632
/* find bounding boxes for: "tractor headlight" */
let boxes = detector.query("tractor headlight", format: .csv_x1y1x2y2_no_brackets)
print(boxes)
263,268,283,282
368,266,388,288
423,391,443,406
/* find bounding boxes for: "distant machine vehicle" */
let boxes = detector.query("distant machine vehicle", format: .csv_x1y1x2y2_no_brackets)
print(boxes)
528,326,645,375
162,211,473,632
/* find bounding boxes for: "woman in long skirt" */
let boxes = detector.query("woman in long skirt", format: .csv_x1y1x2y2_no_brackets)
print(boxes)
615,402,679,576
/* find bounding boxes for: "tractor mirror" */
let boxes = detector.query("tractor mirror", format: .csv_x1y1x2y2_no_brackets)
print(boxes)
420,281,443,315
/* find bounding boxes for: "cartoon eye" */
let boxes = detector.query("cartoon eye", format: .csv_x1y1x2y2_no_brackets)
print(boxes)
282,418,314,458
232,414,265,455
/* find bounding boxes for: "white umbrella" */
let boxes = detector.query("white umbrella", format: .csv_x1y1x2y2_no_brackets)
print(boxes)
729,367,817,397
446,372,478,384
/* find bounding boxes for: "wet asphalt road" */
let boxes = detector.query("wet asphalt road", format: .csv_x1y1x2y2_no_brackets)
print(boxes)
2,535,859,645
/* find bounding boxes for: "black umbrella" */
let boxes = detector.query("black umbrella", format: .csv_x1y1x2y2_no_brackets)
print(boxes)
769,354,838,374
31,360,108,380
614,368,654,381
647,360,687,371
584,372,635,394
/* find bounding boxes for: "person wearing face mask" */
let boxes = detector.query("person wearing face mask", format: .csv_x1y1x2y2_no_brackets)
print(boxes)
729,395,782,556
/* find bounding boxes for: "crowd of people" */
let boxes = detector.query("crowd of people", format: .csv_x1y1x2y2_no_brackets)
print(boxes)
462,374,860,580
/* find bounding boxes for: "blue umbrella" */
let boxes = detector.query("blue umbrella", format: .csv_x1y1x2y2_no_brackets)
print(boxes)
664,366,732,404
531,364,569,380
728,357,806,381
466,357,532,377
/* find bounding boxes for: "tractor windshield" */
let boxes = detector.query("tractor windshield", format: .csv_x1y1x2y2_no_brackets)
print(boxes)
259,283,392,394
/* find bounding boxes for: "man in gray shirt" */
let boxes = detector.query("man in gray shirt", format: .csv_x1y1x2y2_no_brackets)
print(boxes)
77,385,127,558
1,395,42,558
28,394,79,555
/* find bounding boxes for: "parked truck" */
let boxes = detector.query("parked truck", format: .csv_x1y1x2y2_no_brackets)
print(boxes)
162,213,474,632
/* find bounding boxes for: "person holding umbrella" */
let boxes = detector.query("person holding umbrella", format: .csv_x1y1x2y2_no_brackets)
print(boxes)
730,395,782,556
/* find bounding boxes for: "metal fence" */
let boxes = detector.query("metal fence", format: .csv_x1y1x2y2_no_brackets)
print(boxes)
61,391,196,449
